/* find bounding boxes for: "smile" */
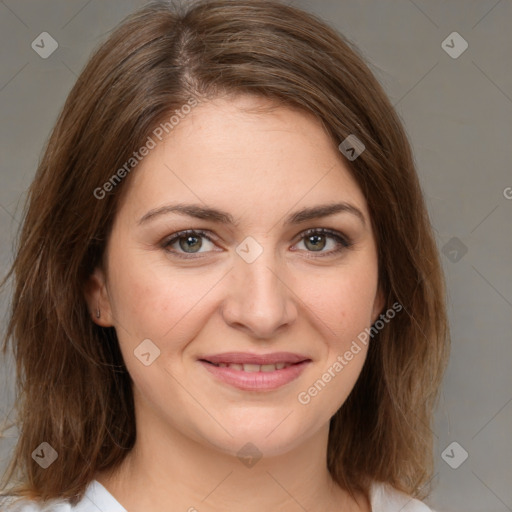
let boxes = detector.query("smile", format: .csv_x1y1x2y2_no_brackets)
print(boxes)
206,362,293,372
198,352,311,391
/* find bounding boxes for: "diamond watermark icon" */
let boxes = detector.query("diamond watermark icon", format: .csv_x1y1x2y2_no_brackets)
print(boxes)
31,32,59,59
441,441,468,469
31,442,58,469
442,237,468,263
236,236,263,264
134,338,161,366
441,32,468,59
338,134,366,161
237,442,263,468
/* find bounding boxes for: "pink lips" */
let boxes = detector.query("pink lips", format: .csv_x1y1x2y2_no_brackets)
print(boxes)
198,352,311,391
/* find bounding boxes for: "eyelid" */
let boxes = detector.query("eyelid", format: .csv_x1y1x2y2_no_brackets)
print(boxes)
293,227,352,248
160,229,220,258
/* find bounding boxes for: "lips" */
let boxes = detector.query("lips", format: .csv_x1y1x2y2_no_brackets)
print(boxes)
206,362,292,372
200,352,310,366
198,352,311,391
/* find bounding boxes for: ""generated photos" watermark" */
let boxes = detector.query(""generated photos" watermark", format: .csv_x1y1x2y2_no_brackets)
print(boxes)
297,302,402,405
94,95,203,200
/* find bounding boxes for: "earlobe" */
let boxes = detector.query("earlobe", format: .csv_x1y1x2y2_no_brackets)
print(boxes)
84,267,113,327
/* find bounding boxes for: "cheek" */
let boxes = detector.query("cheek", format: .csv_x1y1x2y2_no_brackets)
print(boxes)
107,248,220,346
302,260,379,340
108,265,167,338
296,271,376,419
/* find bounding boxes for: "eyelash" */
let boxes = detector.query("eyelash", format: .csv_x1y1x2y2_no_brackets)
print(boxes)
161,228,353,259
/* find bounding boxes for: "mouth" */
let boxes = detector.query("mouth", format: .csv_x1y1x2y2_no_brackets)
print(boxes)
198,352,311,391
202,361,297,372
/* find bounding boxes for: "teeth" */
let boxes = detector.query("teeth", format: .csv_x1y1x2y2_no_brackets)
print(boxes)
212,362,293,371
243,364,260,372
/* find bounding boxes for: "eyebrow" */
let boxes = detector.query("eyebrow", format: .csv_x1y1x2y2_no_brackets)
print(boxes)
138,201,366,227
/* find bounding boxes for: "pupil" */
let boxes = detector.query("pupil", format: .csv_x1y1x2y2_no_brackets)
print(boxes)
306,234,325,251
180,235,202,253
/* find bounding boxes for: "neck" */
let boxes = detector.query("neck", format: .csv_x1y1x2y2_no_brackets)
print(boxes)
96,400,369,512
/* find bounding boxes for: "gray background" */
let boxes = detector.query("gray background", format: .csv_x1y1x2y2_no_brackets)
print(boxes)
0,1,511,511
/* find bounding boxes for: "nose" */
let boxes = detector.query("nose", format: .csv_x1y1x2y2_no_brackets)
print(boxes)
220,244,298,339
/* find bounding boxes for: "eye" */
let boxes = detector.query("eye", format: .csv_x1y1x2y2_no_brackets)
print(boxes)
161,228,353,259
161,230,218,258
292,228,353,257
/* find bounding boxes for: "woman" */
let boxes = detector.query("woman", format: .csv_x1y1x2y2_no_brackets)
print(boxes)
0,0,449,510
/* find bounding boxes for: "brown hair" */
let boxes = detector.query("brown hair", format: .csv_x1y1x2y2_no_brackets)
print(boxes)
0,0,450,506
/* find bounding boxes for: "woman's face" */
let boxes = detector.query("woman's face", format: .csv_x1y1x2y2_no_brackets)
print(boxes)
88,94,384,458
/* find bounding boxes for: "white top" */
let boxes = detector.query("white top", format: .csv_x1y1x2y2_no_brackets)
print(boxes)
1,479,436,511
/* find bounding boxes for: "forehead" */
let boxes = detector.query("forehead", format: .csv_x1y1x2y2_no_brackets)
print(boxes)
116,95,370,227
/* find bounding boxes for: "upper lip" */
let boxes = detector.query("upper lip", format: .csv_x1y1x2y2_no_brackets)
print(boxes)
199,352,311,365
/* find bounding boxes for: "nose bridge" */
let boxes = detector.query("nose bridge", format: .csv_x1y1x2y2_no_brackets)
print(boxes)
243,247,282,300
222,236,296,337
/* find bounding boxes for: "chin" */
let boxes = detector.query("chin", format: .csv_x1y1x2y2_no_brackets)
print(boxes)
198,418,313,461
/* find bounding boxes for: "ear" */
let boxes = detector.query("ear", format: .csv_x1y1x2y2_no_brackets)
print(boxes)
84,267,114,327
370,285,386,325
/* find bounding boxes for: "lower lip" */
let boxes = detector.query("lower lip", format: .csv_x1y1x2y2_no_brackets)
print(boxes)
199,361,310,391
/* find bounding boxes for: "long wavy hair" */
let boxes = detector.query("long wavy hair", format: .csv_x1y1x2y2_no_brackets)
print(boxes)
0,0,450,506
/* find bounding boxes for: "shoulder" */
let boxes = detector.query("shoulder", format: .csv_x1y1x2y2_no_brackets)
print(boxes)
0,480,126,512
370,481,437,512
0,495,71,511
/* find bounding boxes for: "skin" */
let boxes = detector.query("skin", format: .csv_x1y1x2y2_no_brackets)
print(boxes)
86,94,384,512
